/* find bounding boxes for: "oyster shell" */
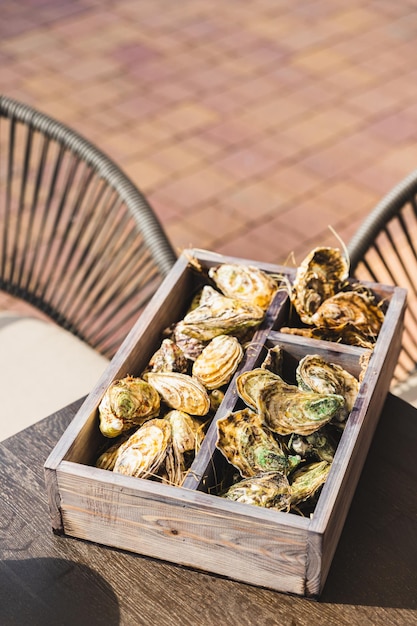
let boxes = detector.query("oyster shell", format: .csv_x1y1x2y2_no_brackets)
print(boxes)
208,263,278,310
192,334,244,390
221,472,291,511
261,345,283,375
180,285,265,341
172,321,206,361
144,338,189,374
257,379,345,436
216,408,299,477
98,375,160,438
236,367,283,410
113,418,172,479
292,247,349,324
290,460,331,506
279,324,376,349
144,371,210,416
288,429,336,463
165,410,205,486
310,291,384,340
209,389,225,413
296,354,359,421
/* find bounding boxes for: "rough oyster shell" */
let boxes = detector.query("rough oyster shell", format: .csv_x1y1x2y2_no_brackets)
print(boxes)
192,334,244,390
113,418,171,479
236,367,283,410
180,285,265,341
288,429,336,463
257,379,345,436
165,410,205,486
261,345,283,375
292,247,349,324
290,460,331,506
144,338,189,374
98,375,160,438
310,291,384,340
279,324,375,349
208,263,278,310
221,471,291,511
216,408,298,477
172,321,206,361
144,372,210,416
296,354,359,421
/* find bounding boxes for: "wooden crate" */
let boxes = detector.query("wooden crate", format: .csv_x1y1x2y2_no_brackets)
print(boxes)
44,249,406,597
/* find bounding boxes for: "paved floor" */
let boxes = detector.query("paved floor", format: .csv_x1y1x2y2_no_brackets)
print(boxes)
2,0,417,281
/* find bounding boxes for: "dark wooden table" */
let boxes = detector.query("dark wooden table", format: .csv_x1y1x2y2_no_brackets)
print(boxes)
1,393,416,626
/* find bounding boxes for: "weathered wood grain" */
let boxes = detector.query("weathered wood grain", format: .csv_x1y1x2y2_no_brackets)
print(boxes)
43,251,407,598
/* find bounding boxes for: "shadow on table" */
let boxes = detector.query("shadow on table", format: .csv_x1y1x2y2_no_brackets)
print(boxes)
0,557,120,626
320,394,417,610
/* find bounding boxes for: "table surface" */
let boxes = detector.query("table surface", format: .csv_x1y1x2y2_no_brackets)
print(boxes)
1,392,416,626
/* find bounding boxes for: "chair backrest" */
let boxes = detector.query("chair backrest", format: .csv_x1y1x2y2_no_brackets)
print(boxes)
0,95,177,359
348,169,417,384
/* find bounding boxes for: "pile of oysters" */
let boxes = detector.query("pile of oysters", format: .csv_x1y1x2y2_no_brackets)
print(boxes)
94,246,383,510
216,349,361,515
95,262,279,486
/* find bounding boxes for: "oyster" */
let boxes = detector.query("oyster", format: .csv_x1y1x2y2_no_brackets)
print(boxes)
296,354,359,421
113,418,172,479
192,334,244,390
98,375,160,438
144,371,210,416
96,434,131,470
288,429,336,463
180,286,265,341
310,291,384,341
165,410,205,486
279,324,376,349
208,263,278,310
261,345,283,375
209,389,225,413
290,460,331,506
144,338,189,374
221,472,291,511
236,367,283,410
257,379,345,436
292,247,349,324
216,408,299,477
172,321,206,361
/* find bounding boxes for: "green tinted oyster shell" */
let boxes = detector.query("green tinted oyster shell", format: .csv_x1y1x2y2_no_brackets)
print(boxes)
216,408,298,477
257,378,345,436
290,460,331,506
221,472,291,511
180,286,265,341
296,354,359,421
98,375,160,438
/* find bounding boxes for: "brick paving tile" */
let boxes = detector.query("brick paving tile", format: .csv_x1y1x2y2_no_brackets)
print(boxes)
2,0,417,310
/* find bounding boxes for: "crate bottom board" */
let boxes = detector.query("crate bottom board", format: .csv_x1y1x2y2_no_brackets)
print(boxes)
54,462,322,596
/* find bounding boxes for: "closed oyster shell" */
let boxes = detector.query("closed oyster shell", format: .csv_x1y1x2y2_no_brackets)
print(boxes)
290,460,331,506
292,247,349,324
257,379,345,436
165,410,205,486
310,291,384,340
113,418,172,479
98,375,160,438
180,286,265,341
296,354,359,421
216,408,298,477
221,472,291,511
288,429,336,463
208,263,278,310
144,372,210,416
144,338,189,374
236,367,282,410
192,334,244,390
173,321,206,361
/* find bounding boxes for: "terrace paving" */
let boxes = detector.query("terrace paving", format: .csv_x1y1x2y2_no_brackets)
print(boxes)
1,0,417,308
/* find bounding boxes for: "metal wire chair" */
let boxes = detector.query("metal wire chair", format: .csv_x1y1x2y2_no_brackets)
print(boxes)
347,169,417,386
0,95,177,359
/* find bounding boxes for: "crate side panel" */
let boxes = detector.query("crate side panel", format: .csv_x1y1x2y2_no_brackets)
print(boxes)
56,467,309,595
311,286,406,591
